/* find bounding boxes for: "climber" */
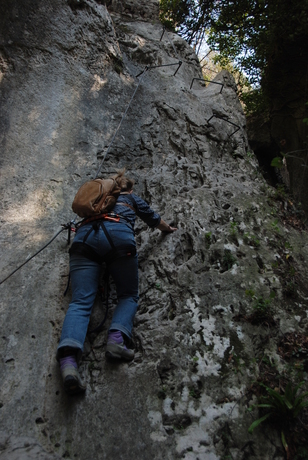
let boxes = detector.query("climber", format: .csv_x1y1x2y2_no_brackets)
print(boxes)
57,171,177,395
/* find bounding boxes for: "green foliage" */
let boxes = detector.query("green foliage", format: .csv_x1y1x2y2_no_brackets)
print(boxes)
271,149,308,171
189,388,200,398
245,289,255,298
205,231,212,249
155,283,164,291
240,88,269,116
159,0,213,47
274,184,287,200
248,382,308,434
222,249,237,271
271,157,284,169
270,219,280,234
252,296,271,320
251,292,275,321
159,0,188,32
285,282,297,297
230,352,244,375
261,355,277,368
295,446,308,460
211,1,308,88
229,221,238,244
243,233,260,248
160,0,308,83
158,386,167,399
229,221,238,235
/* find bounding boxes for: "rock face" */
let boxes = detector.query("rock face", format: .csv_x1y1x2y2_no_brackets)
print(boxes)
0,1,308,459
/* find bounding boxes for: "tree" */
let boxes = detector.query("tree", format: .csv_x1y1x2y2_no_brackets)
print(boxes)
160,0,308,90
159,0,214,51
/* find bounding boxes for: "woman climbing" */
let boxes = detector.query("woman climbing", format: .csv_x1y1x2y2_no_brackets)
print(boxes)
57,170,177,395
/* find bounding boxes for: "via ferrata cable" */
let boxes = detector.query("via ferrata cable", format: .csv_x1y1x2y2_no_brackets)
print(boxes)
0,225,68,285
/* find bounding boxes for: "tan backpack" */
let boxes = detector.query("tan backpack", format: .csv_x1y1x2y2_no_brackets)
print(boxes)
72,177,121,218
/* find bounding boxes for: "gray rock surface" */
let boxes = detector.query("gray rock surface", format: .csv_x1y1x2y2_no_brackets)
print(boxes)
0,1,307,459
0,432,61,460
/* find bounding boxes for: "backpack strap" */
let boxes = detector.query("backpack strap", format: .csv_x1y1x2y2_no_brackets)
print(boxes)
117,203,135,212
117,194,138,213
77,213,134,230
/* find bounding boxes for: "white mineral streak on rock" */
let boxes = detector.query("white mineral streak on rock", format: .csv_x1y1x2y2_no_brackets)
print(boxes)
230,264,238,275
186,298,230,374
147,411,167,442
223,243,237,252
175,395,239,458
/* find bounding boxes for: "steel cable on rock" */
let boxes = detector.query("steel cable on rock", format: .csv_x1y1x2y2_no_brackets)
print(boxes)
0,226,66,285
160,26,181,62
94,67,149,178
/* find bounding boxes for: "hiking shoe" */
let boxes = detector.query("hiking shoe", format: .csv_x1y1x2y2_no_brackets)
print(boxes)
60,356,86,395
61,366,86,395
105,331,134,361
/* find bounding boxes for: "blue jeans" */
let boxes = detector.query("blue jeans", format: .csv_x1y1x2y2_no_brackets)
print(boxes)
57,221,139,357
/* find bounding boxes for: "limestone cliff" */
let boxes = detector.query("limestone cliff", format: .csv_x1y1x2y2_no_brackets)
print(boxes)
0,1,308,459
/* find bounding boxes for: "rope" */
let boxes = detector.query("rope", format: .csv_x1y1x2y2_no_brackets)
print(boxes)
94,68,149,179
0,226,67,286
160,26,182,62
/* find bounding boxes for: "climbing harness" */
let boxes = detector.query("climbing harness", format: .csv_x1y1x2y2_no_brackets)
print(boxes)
70,219,136,266
70,194,138,266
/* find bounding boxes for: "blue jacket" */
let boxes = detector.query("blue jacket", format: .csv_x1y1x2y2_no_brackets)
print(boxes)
113,193,161,229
